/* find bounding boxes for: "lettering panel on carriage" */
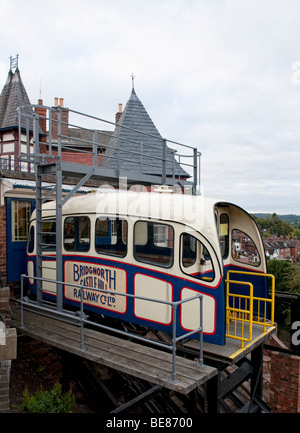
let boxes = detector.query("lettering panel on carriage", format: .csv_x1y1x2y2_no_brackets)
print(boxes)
64,261,127,313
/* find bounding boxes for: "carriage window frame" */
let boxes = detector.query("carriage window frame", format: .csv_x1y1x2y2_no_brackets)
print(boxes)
180,232,216,283
95,216,128,258
27,224,35,254
42,221,56,251
219,213,229,259
64,216,91,252
231,228,261,267
133,220,174,269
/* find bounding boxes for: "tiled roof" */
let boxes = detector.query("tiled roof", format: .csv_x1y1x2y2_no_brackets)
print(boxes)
0,68,33,131
99,89,190,178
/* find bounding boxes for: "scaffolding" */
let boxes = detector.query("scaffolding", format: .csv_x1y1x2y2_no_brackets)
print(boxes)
17,103,201,312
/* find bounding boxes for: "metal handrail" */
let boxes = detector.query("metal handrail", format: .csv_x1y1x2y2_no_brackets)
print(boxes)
17,104,201,191
20,274,204,383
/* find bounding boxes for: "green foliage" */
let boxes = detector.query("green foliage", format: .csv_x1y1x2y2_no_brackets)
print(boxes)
267,260,300,293
253,213,295,237
293,228,300,239
267,260,300,327
16,383,75,413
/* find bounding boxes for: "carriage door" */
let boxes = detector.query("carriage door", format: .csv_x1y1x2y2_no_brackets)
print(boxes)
217,204,274,347
6,198,35,282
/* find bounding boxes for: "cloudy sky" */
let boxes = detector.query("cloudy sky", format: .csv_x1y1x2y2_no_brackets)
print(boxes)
1,0,300,214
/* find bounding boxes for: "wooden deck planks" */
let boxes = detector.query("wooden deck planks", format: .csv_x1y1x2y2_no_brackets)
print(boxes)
11,304,217,395
184,323,276,364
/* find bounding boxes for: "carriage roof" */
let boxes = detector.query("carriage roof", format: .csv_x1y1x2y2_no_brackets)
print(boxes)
33,191,252,254
35,191,223,226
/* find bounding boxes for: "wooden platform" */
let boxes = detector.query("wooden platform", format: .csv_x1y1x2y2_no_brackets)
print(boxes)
183,323,277,364
10,304,217,395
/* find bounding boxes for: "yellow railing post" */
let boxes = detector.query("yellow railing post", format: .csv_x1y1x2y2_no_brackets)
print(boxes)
225,270,275,347
225,279,253,348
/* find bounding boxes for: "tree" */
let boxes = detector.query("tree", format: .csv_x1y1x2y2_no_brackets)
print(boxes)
267,260,300,293
253,213,295,237
267,260,300,328
293,228,300,239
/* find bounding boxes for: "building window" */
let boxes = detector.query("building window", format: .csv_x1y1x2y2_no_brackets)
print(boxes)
134,221,174,268
11,200,31,241
64,216,90,252
95,217,127,257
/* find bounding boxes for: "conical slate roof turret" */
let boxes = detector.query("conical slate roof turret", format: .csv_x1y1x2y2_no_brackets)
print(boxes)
100,88,189,179
0,67,33,131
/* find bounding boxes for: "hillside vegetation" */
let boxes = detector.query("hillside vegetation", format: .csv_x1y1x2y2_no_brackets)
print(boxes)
252,213,300,238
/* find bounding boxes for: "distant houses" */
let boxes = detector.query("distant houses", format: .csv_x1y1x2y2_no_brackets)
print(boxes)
263,235,300,262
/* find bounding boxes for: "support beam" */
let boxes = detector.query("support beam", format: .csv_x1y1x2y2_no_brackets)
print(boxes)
110,385,161,413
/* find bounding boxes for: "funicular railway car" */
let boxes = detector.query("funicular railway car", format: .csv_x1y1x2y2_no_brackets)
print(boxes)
26,190,275,347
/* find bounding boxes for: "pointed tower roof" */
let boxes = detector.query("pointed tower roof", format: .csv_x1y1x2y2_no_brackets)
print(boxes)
0,66,33,131
100,88,189,179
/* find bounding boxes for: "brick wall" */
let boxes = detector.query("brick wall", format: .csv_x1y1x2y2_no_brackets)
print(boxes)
0,286,16,413
0,360,11,412
0,204,6,285
269,351,300,413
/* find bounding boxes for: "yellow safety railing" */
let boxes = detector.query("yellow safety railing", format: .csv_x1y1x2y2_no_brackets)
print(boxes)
225,271,275,348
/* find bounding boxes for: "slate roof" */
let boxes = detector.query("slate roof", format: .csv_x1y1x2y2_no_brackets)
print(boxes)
66,128,113,150
99,88,190,178
0,68,33,131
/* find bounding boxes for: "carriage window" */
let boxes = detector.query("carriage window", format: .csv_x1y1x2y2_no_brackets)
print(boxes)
181,233,215,281
232,229,261,267
42,221,56,251
95,217,127,257
27,225,35,254
134,221,174,268
219,214,229,258
64,216,90,252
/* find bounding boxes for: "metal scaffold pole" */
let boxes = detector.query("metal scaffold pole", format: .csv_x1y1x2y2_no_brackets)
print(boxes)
55,162,63,311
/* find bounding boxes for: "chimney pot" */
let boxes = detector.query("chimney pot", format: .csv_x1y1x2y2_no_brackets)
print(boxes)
118,103,122,113
60,98,64,107
54,97,58,107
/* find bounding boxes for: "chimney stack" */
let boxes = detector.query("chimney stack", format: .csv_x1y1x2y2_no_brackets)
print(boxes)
34,99,47,133
115,103,123,123
51,97,69,139
34,99,47,151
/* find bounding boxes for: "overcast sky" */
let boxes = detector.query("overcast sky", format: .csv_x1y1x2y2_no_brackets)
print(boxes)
0,0,300,214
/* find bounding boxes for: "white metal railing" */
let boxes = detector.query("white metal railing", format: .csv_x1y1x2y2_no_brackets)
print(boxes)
20,274,204,384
